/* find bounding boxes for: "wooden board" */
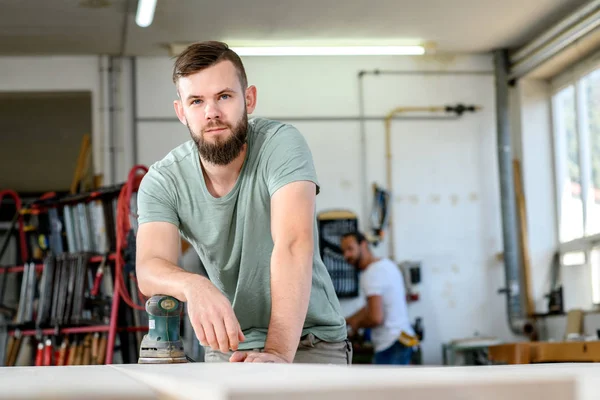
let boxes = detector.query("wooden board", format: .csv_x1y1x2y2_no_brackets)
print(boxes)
489,341,600,364
317,210,357,220
0,364,158,399
565,310,584,337
488,342,533,364
513,159,535,317
3,362,600,399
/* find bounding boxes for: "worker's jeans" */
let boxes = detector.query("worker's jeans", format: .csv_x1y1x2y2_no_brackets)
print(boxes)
373,341,413,365
203,333,353,364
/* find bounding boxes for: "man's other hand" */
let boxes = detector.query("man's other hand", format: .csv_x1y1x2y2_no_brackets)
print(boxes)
229,350,289,363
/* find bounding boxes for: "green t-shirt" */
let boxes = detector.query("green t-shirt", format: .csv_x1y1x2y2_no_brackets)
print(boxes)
137,117,347,350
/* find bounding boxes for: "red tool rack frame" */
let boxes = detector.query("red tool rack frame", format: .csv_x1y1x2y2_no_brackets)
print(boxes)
0,165,150,365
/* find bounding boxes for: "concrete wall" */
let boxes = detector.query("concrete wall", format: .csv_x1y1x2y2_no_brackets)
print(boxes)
0,56,105,182
0,92,91,193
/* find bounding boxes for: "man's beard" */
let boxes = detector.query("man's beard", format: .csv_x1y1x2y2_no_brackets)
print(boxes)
188,111,248,166
347,249,363,269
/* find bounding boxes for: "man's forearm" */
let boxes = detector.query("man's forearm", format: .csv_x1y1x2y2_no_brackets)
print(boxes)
347,307,379,329
264,244,312,362
136,257,205,302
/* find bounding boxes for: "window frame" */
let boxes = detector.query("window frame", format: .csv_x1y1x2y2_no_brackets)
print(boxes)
552,60,600,251
550,52,600,304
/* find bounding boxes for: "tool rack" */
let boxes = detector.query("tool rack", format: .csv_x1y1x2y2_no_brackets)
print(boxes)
0,166,150,366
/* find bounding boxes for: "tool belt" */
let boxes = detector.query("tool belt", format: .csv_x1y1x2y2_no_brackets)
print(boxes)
399,331,419,347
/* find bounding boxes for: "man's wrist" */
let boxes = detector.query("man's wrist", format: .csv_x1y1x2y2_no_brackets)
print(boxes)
263,333,296,363
181,273,208,301
263,345,293,363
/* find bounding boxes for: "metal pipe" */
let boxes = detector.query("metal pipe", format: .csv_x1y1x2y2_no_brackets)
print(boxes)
108,57,117,185
358,70,493,76
358,73,368,225
494,49,526,335
132,57,139,166
137,115,459,123
357,69,493,236
119,0,130,56
384,106,447,260
510,0,600,64
382,105,481,261
114,56,134,176
100,55,113,187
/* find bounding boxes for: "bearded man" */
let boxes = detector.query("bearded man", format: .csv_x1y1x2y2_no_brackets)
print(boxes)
135,41,351,364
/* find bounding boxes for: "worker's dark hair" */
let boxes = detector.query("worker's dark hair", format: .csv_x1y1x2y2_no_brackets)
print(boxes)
341,231,367,245
172,41,248,92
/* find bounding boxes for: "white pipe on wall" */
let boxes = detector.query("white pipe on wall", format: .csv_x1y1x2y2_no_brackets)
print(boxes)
99,55,112,186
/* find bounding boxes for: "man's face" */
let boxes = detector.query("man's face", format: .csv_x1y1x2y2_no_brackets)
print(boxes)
174,60,256,165
341,236,362,268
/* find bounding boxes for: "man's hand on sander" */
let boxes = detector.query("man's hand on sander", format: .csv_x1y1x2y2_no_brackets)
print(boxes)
184,275,245,353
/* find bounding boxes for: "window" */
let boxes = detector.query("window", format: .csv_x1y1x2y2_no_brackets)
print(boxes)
583,69,600,235
553,85,583,242
591,248,600,305
551,62,600,305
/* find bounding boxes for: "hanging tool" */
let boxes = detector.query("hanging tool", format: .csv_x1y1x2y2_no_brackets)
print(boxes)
36,255,55,326
43,337,53,366
138,295,188,364
96,333,107,364
91,332,99,365
369,184,390,246
57,337,68,366
546,252,564,315
47,206,64,255
0,191,30,323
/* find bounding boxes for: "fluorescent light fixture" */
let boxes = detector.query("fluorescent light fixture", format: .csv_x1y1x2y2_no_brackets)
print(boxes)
136,0,157,28
229,45,426,56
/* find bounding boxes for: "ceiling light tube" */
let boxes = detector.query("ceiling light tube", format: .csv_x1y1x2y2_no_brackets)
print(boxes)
136,0,157,28
229,46,426,56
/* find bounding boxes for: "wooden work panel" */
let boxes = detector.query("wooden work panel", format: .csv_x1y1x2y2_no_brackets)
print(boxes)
488,342,532,364
489,341,600,364
1,363,596,399
0,364,159,399
532,341,600,363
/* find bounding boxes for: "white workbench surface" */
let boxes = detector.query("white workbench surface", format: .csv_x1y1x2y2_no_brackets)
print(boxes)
0,362,597,399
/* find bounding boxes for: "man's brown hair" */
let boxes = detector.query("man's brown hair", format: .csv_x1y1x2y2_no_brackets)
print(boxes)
172,41,248,93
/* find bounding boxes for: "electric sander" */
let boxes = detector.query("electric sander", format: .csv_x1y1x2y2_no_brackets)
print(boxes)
138,294,189,364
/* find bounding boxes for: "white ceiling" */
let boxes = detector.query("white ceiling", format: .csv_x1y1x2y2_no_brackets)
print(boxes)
0,0,591,56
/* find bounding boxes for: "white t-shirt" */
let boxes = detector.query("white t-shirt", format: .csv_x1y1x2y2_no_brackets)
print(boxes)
360,258,414,352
